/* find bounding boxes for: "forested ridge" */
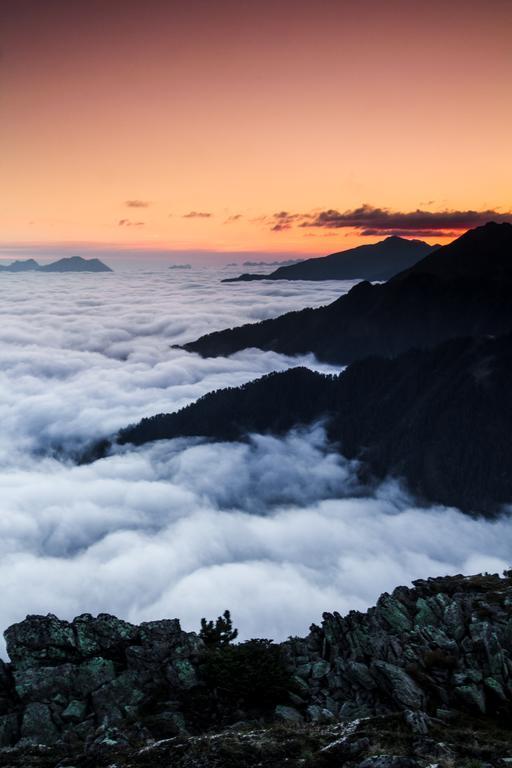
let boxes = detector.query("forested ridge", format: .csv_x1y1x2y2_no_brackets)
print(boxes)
182,222,512,364
115,333,512,513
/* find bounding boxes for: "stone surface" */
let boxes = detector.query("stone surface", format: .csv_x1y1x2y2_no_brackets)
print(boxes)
357,758,420,768
275,704,304,724
0,571,511,757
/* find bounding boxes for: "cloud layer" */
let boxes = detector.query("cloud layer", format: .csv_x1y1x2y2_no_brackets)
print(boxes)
118,219,145,227
0,266,509,657
266,204,512,237
0,267,344,458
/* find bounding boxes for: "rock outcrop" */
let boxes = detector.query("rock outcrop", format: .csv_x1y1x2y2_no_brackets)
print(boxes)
286,572,512,723
1,613,203,750
0,572,511,764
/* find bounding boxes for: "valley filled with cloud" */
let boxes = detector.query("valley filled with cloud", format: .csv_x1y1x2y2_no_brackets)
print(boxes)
0,267,509,656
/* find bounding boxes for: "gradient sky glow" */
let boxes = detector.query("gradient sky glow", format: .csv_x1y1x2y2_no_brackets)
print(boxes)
1,0,511,261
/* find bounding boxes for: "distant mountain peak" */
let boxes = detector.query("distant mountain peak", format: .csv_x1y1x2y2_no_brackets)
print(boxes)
382,235,430,246
40,256,113,272
0,256,113,273
222,236,435,283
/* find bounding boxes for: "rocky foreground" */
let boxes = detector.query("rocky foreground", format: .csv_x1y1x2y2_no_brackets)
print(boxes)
0,572,511,766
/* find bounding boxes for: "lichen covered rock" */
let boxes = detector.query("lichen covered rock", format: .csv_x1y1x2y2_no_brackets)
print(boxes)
0,571,511,758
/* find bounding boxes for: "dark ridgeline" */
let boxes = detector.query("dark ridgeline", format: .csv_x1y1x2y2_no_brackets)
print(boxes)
113,333,512,514
393,220,512,283
117,366,328,444
181,222,512,364
222,236,437,283
84,222,512,513
0,256,113,272
0,258,41,272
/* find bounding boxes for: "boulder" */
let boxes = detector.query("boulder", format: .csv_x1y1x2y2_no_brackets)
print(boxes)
274,704,304,724
372,661,425,710
20,702,59,745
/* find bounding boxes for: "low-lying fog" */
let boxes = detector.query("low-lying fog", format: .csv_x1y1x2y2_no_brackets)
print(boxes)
0,267,509,656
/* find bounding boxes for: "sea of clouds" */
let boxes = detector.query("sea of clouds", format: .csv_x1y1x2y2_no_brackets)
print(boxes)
0,266,510,656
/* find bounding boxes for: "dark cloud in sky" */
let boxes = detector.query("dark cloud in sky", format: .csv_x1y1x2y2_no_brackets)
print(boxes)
125,200,149,208
360,229,453,238
225,214,243,223
270,212,303,232
118,219,145,227
295,205,512,237
183,211,212,219
262,205,512,237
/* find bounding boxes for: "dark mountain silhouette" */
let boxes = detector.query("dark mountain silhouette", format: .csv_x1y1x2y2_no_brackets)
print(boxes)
180,222,512,364
393,220,512,283
0,258,40,272
109,333,512,514
0,256,112,272
39,256,112,272
222,236,436,283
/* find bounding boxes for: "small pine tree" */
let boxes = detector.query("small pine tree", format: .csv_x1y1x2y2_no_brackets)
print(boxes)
201,639,293,721
199,610,238,648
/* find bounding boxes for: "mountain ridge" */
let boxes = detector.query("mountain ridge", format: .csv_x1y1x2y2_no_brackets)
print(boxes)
0,256,113,272
99,332,512,513
392,220,512,283
180,222,512,364
222,236,437,283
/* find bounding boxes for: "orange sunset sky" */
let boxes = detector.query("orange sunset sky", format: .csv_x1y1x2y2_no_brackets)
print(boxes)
1,0,511,263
